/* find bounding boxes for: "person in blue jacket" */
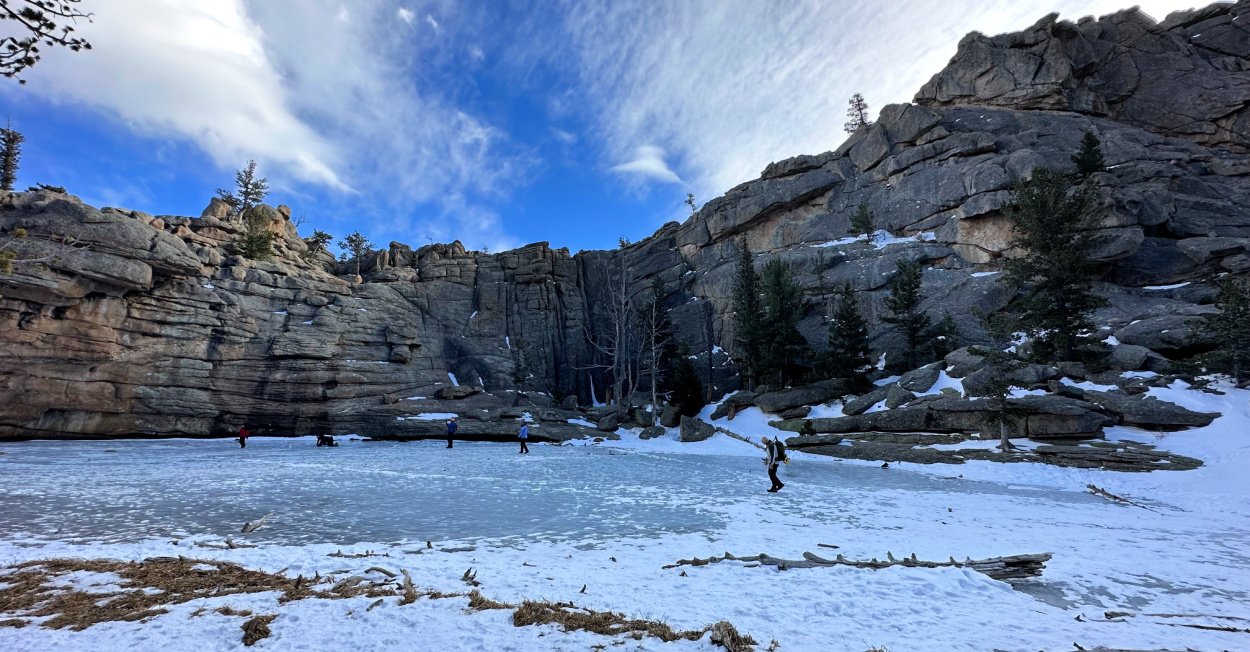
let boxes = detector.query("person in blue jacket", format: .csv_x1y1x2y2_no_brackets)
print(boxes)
518,422,529,454
446,417,457,449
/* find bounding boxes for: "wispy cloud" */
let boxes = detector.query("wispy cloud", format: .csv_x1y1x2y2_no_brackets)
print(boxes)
397,7,415,24
556,0,1197,199
610,145,681,185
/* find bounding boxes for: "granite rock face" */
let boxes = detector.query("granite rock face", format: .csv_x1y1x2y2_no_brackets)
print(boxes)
2,2,1249,439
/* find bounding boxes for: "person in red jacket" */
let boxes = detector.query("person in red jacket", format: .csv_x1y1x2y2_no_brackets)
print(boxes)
237,425,250,448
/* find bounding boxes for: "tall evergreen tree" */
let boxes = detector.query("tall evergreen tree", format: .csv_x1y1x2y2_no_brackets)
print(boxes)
1206,277,1250,382
843,93,872,134
1072,131,1106,176
1003,167,1106,362
825,284,872,387
849,202,875,241
0,125,22,192
217,160,269,218
731,239,764,386
967,312,1025,451
931,312,961,359
758,257,809,385
669,346,705,417
338,231,373,277
882,259,931,369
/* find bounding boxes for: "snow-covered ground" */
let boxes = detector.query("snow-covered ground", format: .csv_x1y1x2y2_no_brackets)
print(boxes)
2,385,1249,651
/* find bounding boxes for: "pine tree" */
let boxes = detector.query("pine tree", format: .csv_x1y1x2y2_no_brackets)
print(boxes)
338,231,373,276
238,207,275,260
302,229,332,261
849,202,874,241
731,239,764,386
669,346,705,417
1003,167,1106,362
0,125,23,192
882,259,931,369
1071,131,1106,176
967,312,1025,451
1206,277,1250,382
825,284,872,388
931,312,960,359
1,1,93,84
216,160,269,218
843,93,872,134
758,257,809,386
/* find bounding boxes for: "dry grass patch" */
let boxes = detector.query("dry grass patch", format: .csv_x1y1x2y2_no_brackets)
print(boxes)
0,557,374,630
241,614,277,646
512,599,713,644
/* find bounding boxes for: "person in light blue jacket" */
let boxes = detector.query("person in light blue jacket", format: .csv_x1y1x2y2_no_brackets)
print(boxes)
518,423,529,454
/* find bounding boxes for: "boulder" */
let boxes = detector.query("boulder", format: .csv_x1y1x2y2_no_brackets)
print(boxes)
639,426,666,440
659,405,682,428
1114,315,1214,353
560,395,579,410
898,363,942,393
885,384,915,409
1106,344,1151,371
678,416,715,443
774,394,1113,439
962,364,1057,396
841,386,891,415
710,391,757,420
632,407,655,427
777,405,811,420
944,347,987,378
1082,391,1219,430
434,385,482,400
755,380,848,414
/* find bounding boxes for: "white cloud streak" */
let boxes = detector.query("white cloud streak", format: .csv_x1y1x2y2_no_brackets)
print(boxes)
558,0,1199,199
610,145,681,184
13,0,524,251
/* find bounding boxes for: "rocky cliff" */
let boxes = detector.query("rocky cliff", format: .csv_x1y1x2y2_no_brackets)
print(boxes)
2,1,1248,440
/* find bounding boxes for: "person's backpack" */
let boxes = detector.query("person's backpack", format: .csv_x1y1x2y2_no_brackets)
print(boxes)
775,439,789,463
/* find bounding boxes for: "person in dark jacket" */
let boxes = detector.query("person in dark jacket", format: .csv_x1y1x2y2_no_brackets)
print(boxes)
518,423,529,454
237,425,250,448
761,436,786,492
446,417,457,448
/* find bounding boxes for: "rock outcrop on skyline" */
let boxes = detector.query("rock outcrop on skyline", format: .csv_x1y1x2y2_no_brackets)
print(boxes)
1,0,1248,440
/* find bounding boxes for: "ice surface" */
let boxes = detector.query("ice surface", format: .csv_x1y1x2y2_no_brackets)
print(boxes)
3,385,1250,650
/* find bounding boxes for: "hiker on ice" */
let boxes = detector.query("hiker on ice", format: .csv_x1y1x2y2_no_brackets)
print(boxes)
518,422,529,454
446,417,457,449
237,425,250,448
761,436,787,492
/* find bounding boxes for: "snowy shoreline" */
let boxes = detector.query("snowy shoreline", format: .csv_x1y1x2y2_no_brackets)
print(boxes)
3,384,1250,651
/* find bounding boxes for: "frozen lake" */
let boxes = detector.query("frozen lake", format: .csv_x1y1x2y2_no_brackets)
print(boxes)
0,436,1103,547
2,428,1249,651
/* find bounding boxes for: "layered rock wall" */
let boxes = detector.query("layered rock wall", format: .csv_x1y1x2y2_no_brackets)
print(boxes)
2,1,1248,439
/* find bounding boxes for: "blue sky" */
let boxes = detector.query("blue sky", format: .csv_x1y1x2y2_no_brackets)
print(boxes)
1,0,1195,254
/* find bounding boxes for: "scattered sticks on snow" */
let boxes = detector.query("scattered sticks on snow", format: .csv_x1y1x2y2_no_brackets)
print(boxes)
663,550,1052,582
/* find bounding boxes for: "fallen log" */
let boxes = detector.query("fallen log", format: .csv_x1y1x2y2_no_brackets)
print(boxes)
1086,484,1157,511
241,513,274,534
664,550,1052,582
713,427,764,449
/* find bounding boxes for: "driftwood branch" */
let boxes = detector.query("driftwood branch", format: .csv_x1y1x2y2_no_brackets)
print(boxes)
1086,484,1156,512
713,426,764,449
664,550,1052,582
241,513,273,533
